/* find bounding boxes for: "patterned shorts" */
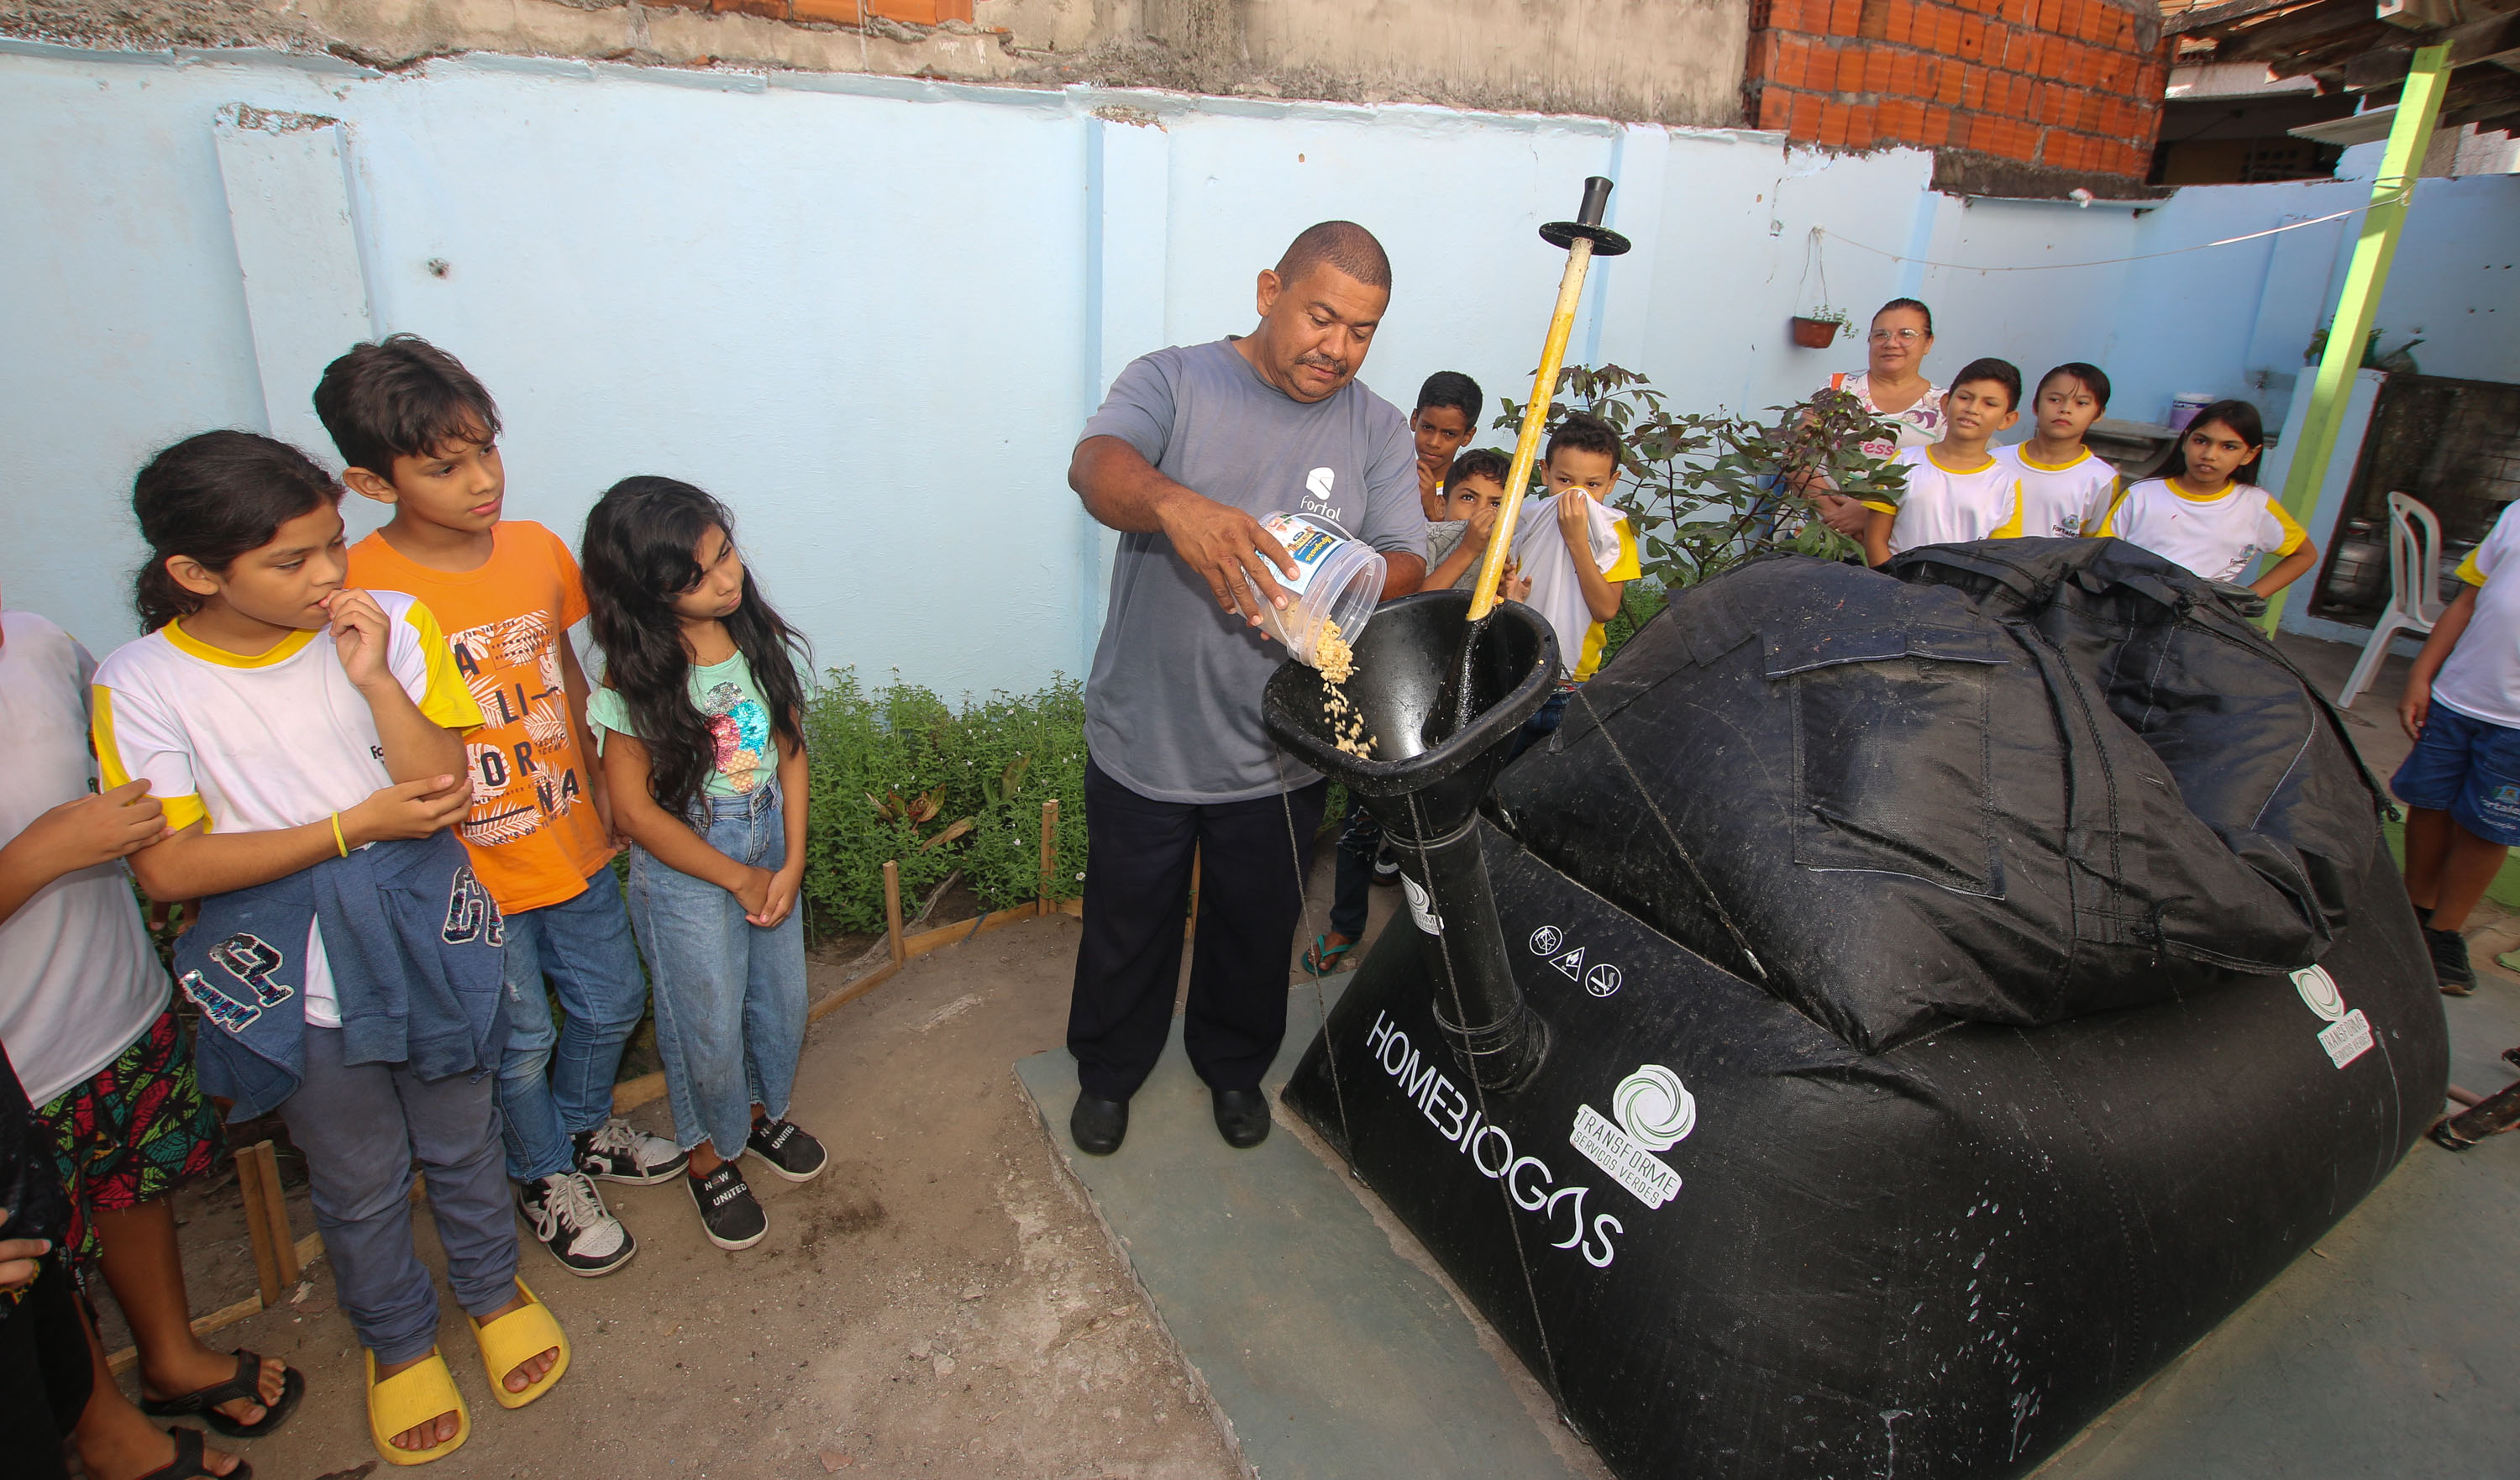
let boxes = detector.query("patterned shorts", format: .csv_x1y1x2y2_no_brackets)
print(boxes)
32,1007,221,1274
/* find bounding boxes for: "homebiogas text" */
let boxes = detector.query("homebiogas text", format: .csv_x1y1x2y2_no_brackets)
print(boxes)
1362,1010,1663,1268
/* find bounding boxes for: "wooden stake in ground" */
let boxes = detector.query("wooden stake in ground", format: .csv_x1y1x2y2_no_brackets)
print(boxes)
1467,176,1634,622
883,858,906,968
1039,798,1059,913
234,1140,291,1308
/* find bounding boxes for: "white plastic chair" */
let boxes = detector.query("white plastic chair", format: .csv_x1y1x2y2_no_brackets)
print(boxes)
2336,491,2446,709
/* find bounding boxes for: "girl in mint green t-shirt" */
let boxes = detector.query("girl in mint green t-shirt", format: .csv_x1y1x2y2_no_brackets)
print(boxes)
581,477,826,1252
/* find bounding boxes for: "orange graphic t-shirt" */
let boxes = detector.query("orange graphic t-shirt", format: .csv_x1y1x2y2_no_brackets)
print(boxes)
348,521,612,911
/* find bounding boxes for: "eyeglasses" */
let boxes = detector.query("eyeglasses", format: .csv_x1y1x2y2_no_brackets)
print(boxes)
1868,328,1927,343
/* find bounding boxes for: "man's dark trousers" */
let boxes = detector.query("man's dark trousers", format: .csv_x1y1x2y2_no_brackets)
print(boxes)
1068,758,1328,1100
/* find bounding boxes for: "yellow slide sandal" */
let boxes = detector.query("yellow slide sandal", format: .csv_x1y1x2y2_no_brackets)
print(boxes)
365,1347,468,1467
469,1279,570,1410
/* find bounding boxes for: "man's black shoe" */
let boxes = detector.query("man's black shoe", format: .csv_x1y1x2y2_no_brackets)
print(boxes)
1070,1093,1129,1156
1213,1087,1271,1149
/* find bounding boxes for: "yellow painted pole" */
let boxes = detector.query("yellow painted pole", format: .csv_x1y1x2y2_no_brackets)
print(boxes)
1468,239,1601,621
2260,41,2451,633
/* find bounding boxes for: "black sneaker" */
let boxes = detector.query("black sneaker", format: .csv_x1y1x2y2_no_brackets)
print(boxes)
575,1118,689,1184
2426,925,2476,995
744,1117,827,1183
688,1163,767,1250
517,1171,635,1277
1371,844,1401,886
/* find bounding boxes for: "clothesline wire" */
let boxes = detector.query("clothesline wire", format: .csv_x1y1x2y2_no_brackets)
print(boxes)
1818,189,2409,275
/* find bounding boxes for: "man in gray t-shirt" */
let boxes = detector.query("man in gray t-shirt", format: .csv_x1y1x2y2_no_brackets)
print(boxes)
1063,221,1425,1158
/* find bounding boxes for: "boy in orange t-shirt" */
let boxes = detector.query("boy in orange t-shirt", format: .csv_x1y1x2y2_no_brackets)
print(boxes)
324,336,682,1279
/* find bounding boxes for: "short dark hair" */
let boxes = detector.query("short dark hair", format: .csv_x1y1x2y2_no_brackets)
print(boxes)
1950,356,2023,410
2037,362,2111,411
131,431,343,632
1275,221,1392,291
1445,448,1511,491
312,333,503,479
1417,371,1483,424
1546,412,1623,466
1875,297,1935,336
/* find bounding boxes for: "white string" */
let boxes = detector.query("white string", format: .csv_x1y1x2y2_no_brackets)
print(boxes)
1819,190,2409,275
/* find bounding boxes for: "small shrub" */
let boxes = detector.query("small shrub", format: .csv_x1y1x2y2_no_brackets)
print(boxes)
801,669,1087,935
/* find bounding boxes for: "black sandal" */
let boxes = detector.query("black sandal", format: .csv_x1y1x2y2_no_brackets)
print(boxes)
139,1350,303,1438
136,1427,251,1480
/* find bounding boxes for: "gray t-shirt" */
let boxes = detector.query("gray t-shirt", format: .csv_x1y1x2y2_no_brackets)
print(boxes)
1081,339,1424,803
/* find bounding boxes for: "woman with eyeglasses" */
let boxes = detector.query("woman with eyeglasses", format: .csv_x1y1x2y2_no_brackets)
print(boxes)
1809,298,1944,538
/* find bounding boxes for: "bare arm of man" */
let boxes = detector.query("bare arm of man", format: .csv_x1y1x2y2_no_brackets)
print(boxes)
1071,435,1299,628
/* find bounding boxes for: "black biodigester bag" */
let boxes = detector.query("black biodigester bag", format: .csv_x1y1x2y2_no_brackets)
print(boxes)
1278,539,2445,1480
1497,538,2384,1053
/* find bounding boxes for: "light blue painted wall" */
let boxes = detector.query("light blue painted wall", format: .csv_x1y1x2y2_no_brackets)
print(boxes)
4,39,2515,695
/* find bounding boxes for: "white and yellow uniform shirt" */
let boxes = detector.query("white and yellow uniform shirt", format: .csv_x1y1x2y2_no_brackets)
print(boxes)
2098,478,2305,585
92,590,481,1026
2430,501,2520,728
1872,447,2024,557
1509,491,1641,684
1996,443,2119,538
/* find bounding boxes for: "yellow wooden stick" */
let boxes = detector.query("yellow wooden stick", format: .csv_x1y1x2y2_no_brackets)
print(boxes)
1469,207,1617,619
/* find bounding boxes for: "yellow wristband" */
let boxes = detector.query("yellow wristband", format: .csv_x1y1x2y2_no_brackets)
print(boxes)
329,811,349,858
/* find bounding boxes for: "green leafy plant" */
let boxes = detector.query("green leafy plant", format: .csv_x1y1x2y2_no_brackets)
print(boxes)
1494,363,1908,595
1800,305,1852,328
801,669,1086,936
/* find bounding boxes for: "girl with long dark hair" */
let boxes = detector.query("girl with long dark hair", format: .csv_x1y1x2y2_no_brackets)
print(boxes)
580,477,823,1251
2097,399,2318,598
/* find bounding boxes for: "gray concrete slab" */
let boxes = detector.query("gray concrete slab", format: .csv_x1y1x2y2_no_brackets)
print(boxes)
2034,971,2520,1478
1014,979,1588,1480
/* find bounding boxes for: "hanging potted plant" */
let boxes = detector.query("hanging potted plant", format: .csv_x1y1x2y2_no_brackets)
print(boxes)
1789,306,1850,349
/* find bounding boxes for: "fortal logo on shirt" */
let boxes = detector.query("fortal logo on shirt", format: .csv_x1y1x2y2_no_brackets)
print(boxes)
1302,467,1336,513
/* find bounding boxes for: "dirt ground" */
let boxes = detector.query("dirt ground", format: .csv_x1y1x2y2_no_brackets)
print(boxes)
87,848,1394,1480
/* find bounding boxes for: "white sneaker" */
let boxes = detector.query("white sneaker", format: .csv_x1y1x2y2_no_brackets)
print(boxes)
517,1171,635,1277
575,1117,690,1184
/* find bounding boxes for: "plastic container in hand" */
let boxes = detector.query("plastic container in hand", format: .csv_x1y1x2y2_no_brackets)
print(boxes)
1253,511,1387,669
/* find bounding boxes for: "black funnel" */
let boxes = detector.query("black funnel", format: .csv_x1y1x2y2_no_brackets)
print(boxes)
1265,590,1560,1088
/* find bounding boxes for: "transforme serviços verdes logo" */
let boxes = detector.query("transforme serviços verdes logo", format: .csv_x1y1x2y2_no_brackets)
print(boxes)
1611,1064,1696,1152
2291,963,2345,1022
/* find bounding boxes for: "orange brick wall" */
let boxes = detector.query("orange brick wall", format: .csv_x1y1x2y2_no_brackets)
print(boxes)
656,0,977,27
1745,0,2171,180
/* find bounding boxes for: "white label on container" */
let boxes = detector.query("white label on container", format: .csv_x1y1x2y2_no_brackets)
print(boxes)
1571,1104,1682,1210
2318,1008,2373,1068
1257,511,1340,597
1402,875,1443,934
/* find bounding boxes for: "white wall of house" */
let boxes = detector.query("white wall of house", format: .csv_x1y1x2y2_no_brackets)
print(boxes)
4,38,2515,692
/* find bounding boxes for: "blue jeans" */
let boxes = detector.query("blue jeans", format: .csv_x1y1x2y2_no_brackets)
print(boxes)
626,783,807,1160
1503,687,1573,764
277,1026,517,1364
497,869,651,1182
1327,800,1381,942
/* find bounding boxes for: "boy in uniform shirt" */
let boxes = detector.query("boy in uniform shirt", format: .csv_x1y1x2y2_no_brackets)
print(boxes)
1502,414,1640,757
1998,362,2119,538
1864,358,2026,565
1410,371,1482,516
323,337,684,1280
2393,499,2520,995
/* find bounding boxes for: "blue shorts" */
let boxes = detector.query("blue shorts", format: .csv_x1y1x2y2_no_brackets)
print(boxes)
2391,701,2520,848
